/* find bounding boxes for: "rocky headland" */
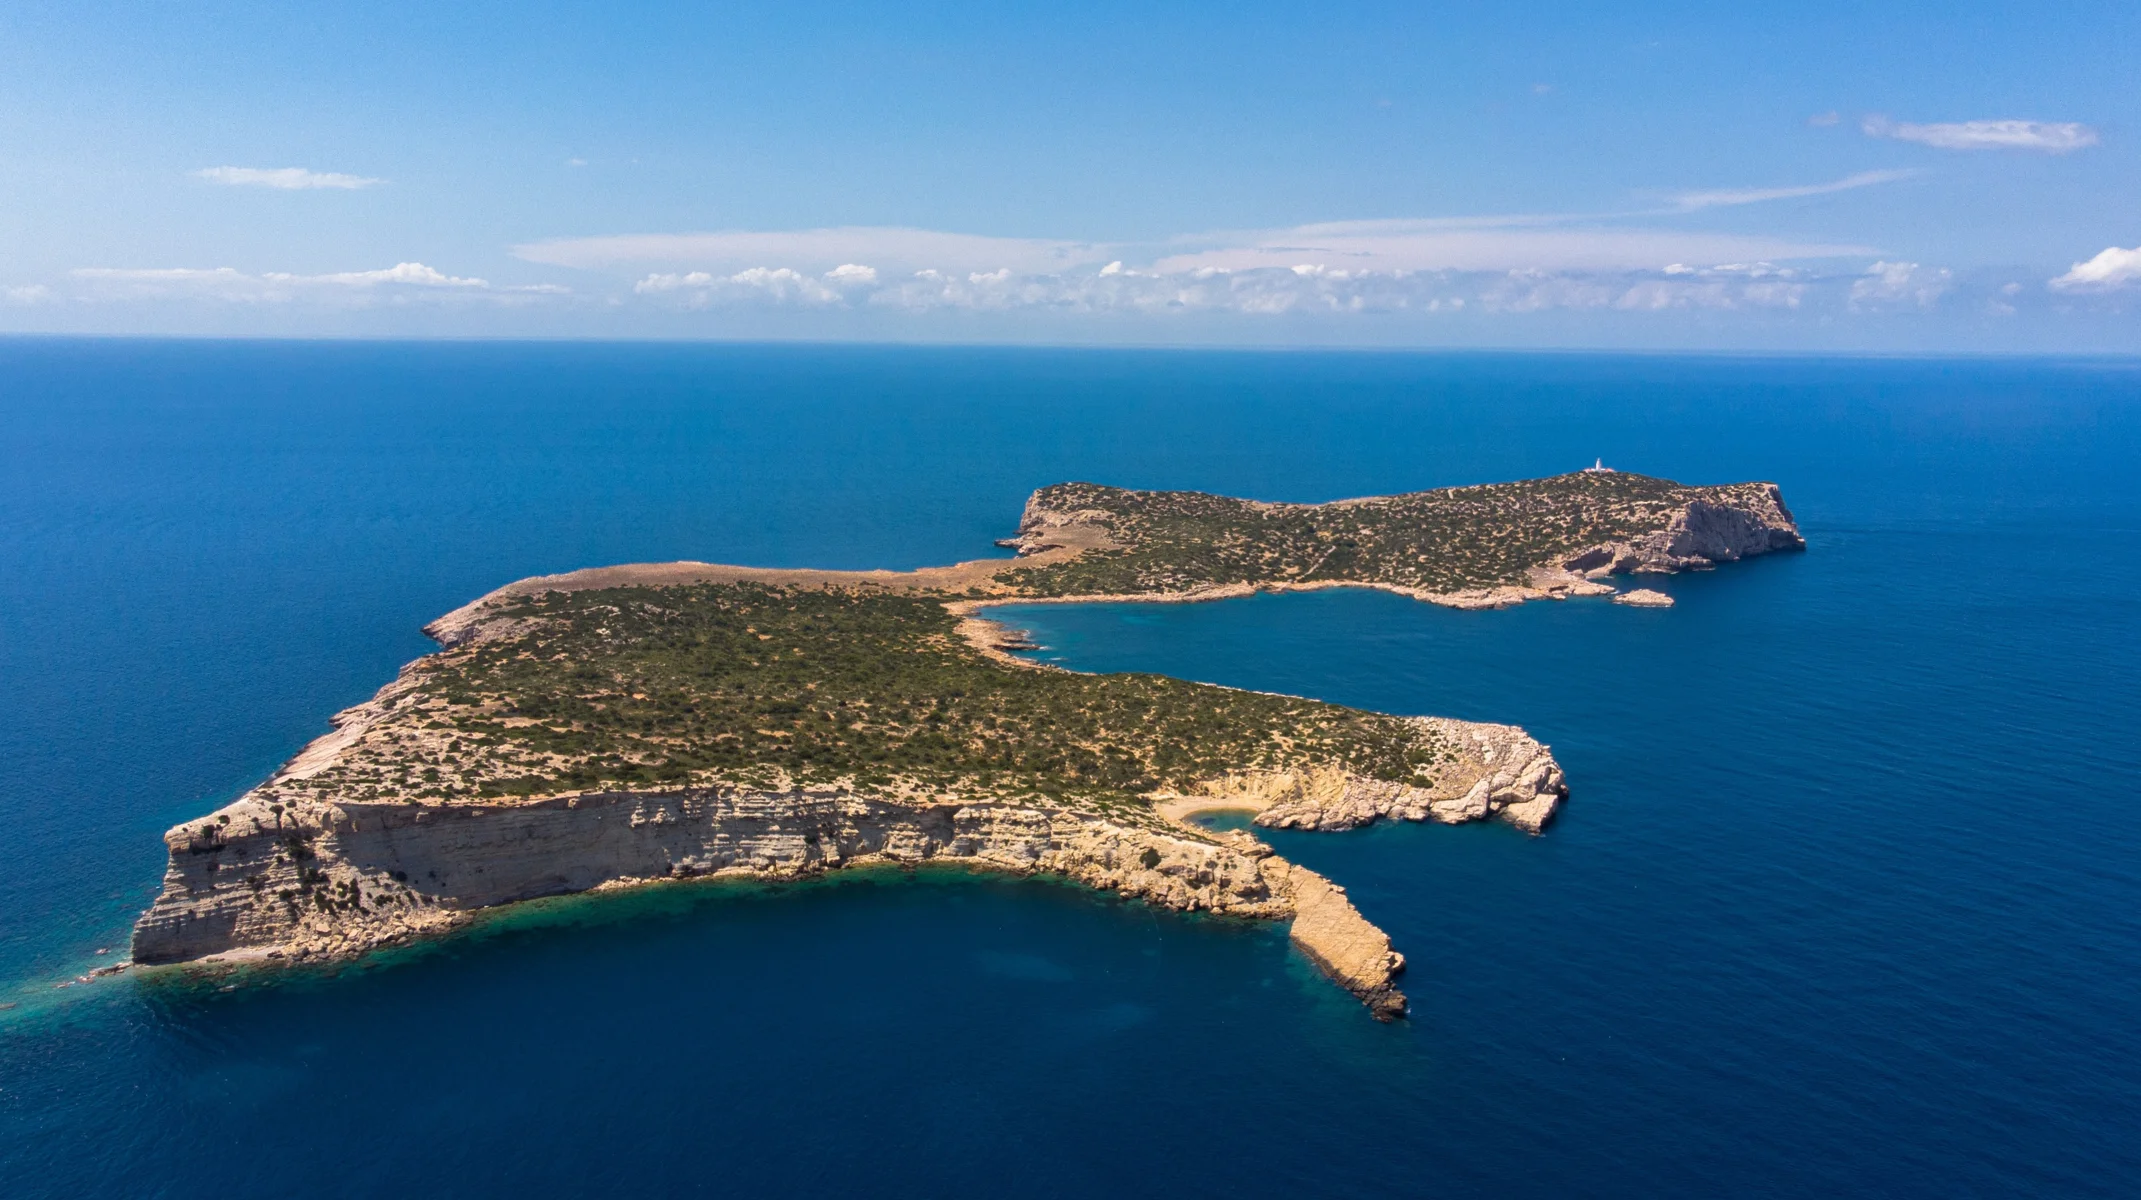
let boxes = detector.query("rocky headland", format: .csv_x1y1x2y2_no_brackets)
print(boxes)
133,471,1800,1018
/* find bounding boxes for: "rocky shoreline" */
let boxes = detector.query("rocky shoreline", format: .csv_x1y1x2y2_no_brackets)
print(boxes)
130,701,1562,1017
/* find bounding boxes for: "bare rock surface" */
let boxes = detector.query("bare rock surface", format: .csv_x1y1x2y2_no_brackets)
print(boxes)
1205,719,1568,835
133,776,1424,1015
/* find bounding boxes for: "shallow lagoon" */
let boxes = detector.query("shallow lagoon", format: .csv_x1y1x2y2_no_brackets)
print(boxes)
3,343,2138,1196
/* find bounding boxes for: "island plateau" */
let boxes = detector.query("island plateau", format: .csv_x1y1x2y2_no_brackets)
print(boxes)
133,470,1802,1017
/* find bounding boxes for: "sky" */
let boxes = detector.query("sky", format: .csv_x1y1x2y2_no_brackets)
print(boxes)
2,0,2137,350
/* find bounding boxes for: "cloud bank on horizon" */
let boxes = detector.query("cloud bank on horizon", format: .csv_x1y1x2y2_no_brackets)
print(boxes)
29,173,2133,331
19,164,2131,341
1,0,2133,348
28,225,2137,332
60,262,565,304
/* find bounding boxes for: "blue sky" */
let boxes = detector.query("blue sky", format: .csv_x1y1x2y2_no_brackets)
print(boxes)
3,0,2137,348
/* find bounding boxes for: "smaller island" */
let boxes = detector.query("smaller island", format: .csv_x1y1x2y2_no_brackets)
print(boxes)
132,470,1801,1018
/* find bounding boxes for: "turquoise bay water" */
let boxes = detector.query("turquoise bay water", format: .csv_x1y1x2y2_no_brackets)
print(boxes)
2,342,2138,1196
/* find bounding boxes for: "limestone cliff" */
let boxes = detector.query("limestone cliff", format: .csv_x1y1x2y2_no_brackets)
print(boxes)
1246,719,1565,834
132,683,1558,1020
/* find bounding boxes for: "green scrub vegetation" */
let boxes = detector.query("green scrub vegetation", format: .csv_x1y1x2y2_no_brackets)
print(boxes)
267,584,1453,817
1007,472,1756,595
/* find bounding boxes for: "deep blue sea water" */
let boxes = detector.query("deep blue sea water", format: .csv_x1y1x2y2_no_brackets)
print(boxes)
3,341,2138,1197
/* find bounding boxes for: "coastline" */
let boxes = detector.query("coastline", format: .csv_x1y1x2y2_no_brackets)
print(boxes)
126,472,1799,1018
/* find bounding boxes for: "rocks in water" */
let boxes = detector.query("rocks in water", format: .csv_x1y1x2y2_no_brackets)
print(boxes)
1282,865,1409,1020
1613,589,1674,607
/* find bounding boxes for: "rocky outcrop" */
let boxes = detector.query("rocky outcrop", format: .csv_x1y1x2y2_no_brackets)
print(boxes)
1565,486,1803,577
1285,869,1407,1019
133,780,1416,1015
1614,589,1674,607
1243,719,1566,835
1002,493,1123,558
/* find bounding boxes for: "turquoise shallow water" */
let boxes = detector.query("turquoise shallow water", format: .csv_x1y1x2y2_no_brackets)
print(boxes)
2,342,2139,1196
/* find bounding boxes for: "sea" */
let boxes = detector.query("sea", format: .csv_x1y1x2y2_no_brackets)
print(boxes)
2,340,2137,1197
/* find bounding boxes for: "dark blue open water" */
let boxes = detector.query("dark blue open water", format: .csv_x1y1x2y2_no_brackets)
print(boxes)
2,341,2138,1197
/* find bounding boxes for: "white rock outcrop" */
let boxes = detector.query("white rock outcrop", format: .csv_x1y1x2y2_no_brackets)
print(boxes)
1248,718,1566,835
1564,487,1803,577
133,779,1424,1018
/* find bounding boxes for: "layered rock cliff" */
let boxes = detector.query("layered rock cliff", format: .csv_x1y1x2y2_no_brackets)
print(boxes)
1249,719,1565,834
134,785,1306,967
133,696,1556,1020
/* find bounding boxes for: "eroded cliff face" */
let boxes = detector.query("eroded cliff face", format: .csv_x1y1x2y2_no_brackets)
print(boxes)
1562,485,1804,576
1250,718,1566,834
132,669,1564,1022
131,780,1429,1017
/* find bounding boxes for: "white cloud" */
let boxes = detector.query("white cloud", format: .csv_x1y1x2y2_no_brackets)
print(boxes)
633,264,887,306
1151,219,1869,274
1848,261,1952,309
1861,117,2098,153
1484,267,1808,315
727,267,840,304
1668,169,1913,212
193,166,384,190
515,175,1900,288
275,262,494,288
71,267,256,291
68,263,566,303
2049,246,2141,291
5,284,53,305
517,227,1104,274
620,258,1891,320
70,254,2083,328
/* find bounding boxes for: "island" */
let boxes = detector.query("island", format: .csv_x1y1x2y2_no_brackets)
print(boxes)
132,470,1802,1017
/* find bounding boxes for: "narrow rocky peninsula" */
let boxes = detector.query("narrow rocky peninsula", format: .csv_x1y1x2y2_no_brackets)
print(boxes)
134,471,1801,1017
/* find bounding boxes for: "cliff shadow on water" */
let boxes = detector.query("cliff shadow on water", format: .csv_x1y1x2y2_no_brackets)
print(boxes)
118,860,1318,1010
